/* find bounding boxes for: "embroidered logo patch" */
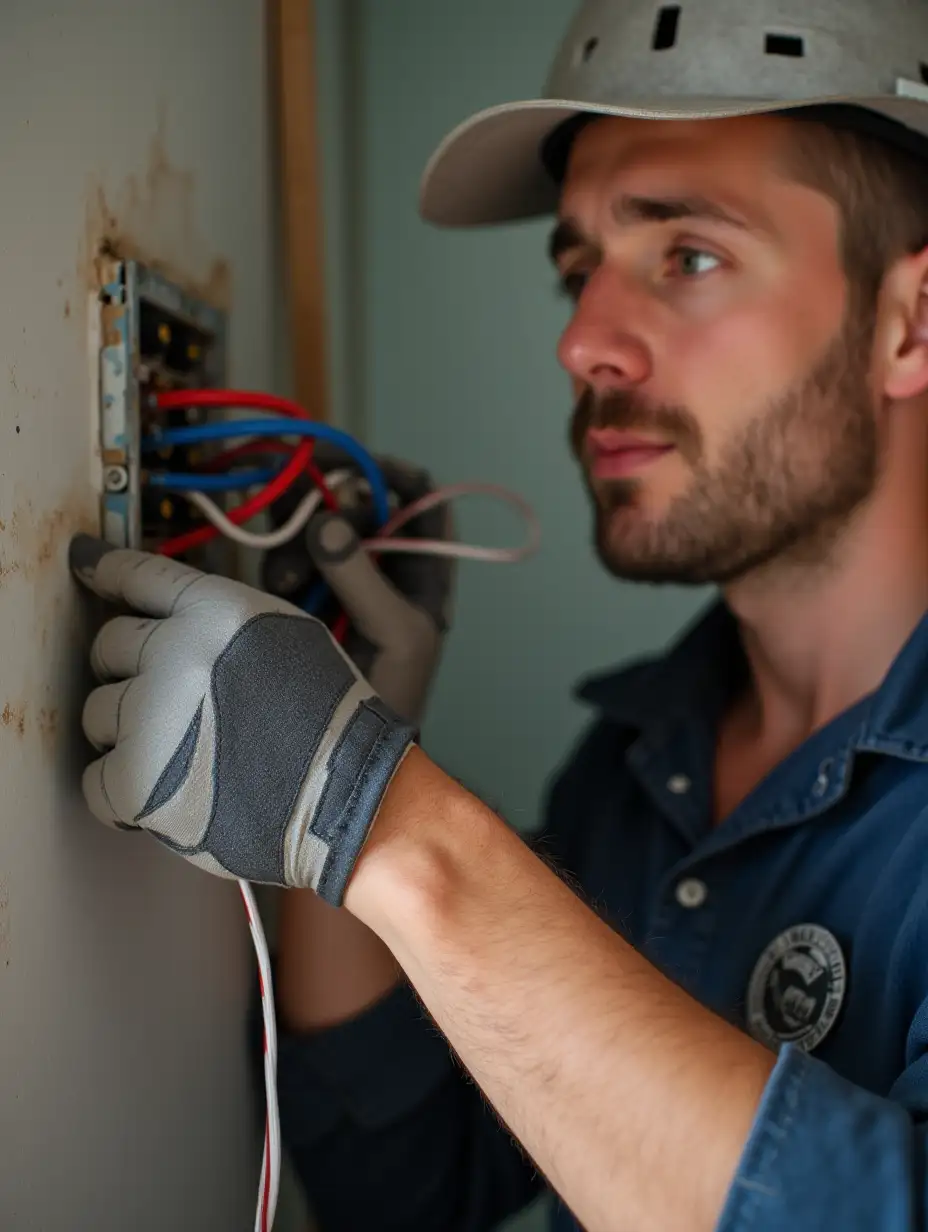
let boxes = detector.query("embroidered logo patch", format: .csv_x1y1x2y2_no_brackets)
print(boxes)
746,924,846,1053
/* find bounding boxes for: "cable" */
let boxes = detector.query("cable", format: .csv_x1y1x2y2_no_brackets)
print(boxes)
148,469,281,492
173,476,537,564
142,420,391,525
156,442,314,557
366,482,540,563
238,880,280,1232
155,388,313,420
149,390,314,558
182,470,355,550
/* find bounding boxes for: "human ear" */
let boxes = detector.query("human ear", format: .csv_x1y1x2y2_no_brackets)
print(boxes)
881,247,928,402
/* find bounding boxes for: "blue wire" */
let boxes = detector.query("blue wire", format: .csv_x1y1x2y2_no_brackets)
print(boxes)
302,581,330,616
141,419,390,525
148,469,282,492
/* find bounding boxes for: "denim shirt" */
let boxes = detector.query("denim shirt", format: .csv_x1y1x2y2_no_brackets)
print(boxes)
271,601,928,1232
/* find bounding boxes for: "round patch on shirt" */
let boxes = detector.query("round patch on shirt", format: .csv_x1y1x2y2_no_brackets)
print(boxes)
746,924,846,1053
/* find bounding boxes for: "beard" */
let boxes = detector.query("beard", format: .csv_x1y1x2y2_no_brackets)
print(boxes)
569,313,881,586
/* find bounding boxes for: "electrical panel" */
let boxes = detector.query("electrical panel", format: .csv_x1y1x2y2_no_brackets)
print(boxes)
94,258,227,551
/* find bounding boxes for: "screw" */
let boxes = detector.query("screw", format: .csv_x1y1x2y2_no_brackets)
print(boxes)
104,466,128,493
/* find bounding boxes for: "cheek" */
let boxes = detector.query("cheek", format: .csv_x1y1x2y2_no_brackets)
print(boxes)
661,284,847,452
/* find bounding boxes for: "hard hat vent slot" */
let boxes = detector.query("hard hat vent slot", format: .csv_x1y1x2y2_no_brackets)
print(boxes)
582,37,600,63
652,6,681,51
765,33,805,58
920,62,928,84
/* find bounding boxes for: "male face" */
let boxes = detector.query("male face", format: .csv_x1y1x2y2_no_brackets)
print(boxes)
553,115,880,585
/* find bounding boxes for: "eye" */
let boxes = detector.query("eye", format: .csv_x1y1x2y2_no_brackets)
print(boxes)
668,246,723,278
556,270,590,302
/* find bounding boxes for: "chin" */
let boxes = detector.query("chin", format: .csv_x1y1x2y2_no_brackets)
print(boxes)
592,509,711,587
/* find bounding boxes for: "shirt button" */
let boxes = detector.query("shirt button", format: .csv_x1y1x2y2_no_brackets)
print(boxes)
676,878,708,909
667,774,692,795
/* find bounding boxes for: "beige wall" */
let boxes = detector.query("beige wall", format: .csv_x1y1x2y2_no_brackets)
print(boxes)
0,4,281,1227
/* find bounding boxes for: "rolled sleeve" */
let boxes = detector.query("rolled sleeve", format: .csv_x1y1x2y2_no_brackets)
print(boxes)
718,1044,924,1232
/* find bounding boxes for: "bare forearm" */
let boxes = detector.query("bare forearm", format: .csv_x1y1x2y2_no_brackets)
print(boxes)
346,749,775,1232
276,889,401,1033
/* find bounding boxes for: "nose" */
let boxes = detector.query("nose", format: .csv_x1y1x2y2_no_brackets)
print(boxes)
557,267,652,394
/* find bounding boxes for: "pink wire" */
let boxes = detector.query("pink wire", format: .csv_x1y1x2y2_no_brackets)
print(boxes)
364,482,541,563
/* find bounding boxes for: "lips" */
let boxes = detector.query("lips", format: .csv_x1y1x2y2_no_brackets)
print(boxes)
586,428,674,480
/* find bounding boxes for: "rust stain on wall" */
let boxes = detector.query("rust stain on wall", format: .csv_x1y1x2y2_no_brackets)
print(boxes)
2,703,27,736
37,706,59,751
81,108,232,311
6,484,98,582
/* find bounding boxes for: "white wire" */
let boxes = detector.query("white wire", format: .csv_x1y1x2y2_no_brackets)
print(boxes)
183,470,355,549
365,480,540,562
178,476,540,563
239,880,280,1232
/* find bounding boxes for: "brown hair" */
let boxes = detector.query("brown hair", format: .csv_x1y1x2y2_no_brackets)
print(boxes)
785,119,928,307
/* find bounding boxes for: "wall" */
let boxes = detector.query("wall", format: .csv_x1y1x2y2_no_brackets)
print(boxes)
352,2,711,1227
357,3,710,839
0,4,278,1228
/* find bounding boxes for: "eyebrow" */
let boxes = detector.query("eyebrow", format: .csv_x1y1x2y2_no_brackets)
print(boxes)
613,193,754,231
548,194,764,265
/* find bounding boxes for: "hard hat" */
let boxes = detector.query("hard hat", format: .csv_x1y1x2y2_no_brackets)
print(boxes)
419,0,928,228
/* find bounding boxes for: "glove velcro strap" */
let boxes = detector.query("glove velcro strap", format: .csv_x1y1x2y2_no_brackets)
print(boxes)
312,696,417,906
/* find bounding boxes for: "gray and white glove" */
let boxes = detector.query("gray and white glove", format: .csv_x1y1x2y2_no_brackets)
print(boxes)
69,527,428,905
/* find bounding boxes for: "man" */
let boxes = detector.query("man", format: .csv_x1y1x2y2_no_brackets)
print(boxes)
70,0,928,1228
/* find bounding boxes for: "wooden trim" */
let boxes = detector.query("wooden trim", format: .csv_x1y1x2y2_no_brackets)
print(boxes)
270,0,329,420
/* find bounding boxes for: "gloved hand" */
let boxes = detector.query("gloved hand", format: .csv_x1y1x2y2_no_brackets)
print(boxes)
311,457,455,725
68,512,452,904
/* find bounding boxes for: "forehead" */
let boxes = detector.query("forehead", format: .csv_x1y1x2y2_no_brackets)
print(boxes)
561,114,795,210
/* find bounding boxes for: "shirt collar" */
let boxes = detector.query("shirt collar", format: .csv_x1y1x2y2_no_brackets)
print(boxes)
575,599,741,731
577,598,928,764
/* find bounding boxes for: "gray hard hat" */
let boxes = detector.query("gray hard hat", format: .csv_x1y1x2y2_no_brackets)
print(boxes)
419,0,928,228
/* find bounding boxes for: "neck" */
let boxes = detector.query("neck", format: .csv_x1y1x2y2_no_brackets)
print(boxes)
723,485,928,745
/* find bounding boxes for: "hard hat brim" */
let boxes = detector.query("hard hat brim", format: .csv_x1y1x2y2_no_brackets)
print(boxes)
419,93,928,228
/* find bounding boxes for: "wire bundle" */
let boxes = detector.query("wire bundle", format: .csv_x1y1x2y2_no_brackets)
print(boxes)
140,388,540,1230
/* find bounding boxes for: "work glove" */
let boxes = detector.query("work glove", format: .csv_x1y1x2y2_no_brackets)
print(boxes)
69,505,454,905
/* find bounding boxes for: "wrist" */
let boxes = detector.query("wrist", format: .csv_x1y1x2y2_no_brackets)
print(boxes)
343,746,492,938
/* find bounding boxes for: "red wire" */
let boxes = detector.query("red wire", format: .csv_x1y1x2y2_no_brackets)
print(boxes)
155,388,312,420
152,388,349,639
156,441,314,557
261,1120,271,1232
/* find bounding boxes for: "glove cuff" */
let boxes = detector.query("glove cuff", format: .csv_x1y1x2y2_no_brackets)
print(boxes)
303,697,418,906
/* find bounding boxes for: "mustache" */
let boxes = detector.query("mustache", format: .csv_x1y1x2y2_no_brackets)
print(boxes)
570,388,703,465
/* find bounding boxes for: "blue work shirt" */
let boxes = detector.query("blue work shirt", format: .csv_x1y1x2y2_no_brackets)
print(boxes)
269,600,928,1231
